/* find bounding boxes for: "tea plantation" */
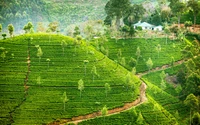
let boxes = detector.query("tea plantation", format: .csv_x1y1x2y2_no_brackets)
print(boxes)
0,34,197,125
0,34,141,125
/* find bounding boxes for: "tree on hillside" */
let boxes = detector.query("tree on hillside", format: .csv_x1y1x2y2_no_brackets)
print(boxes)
105,0,131,29
169,1,186,27
91,65,98,82
61,40,67,56
73,26,80,37
46,58,50,68
184,94,199,125
160,71,166,80
78,79,84,98
123,4,145,26
161,6,171,23
36,76,42,87
23,22,34,33
164,23,170,44
8,24,14,37
122,25,130,39
83,60,89,76
131,67,136,75
136,47,141,62
62,92,69,112
160,79,166,90
84,24,94,41
146,58,153,73
187,0,200,27
36,45,43,64
47,22,59,32
129,26,135,38
37,22,46,32
129,57,137,68
101,105,108,123
2,34,6,39
105,83,111,97
0,48,6,62
125,72,131,90
156,44,161,58
0,24,2,35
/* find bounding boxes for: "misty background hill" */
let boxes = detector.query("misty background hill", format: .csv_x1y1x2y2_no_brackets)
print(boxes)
0,0,158,34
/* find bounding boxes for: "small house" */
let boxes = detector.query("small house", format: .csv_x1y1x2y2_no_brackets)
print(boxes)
153,25,163,31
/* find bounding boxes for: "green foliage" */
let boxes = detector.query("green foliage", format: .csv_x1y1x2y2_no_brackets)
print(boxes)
2,33,6,39
73,26,80,37
136,112,144,125
23,22,34,33
7,24,14,37
146,58,153,72
105,83,111,97
78,79,84,98
184,94,198,112
129,57,137,68
0,34,141,124
192,112,200,125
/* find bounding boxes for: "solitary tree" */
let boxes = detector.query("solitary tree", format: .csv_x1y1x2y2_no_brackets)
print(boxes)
8,24,14,37
0,24,2,35
91,66,98,82
160,79,166,90
155,44,161,58
23,22,34,33
62,92,69,112
48,22,59,32
125,72,131,90
131,67,136,75
1,51,6,62
105,83,111,97
83,60,89,76
61,40,67,56
2,34,6,39
105,0,131,29
36,76,41,87
78,79,84,98
164,23,170,44
160,71,166,80
136,47,141,62
101,105,108,123
73,26,80,37
187,0,200,27
36,46,43,64
46,58,50,68
146,58,153,73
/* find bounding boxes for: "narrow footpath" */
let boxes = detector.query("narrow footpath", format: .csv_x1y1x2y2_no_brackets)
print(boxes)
49,82,147,125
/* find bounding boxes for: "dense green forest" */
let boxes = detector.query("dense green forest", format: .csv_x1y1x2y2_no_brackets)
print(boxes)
1,0,200,34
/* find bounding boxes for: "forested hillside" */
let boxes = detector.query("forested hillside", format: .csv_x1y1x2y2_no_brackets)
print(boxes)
0,0,158,34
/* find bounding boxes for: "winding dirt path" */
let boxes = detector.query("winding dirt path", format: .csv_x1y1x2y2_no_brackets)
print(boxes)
136,59,186,78
49,82,147,125
49,57,193,125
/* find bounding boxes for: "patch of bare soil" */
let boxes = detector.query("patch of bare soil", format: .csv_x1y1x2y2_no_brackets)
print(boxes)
165,75,178,88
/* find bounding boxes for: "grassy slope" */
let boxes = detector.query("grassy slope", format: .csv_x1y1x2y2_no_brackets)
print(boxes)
0,36,28,125
100,38,185,73
0,34,141,125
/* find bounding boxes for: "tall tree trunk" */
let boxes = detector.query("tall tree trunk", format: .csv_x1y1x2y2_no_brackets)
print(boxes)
64,102,65,112
116,16,121,30
194,15,196,31
178,15,181,28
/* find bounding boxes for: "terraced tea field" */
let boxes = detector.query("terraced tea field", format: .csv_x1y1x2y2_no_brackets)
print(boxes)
0,34,196,125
